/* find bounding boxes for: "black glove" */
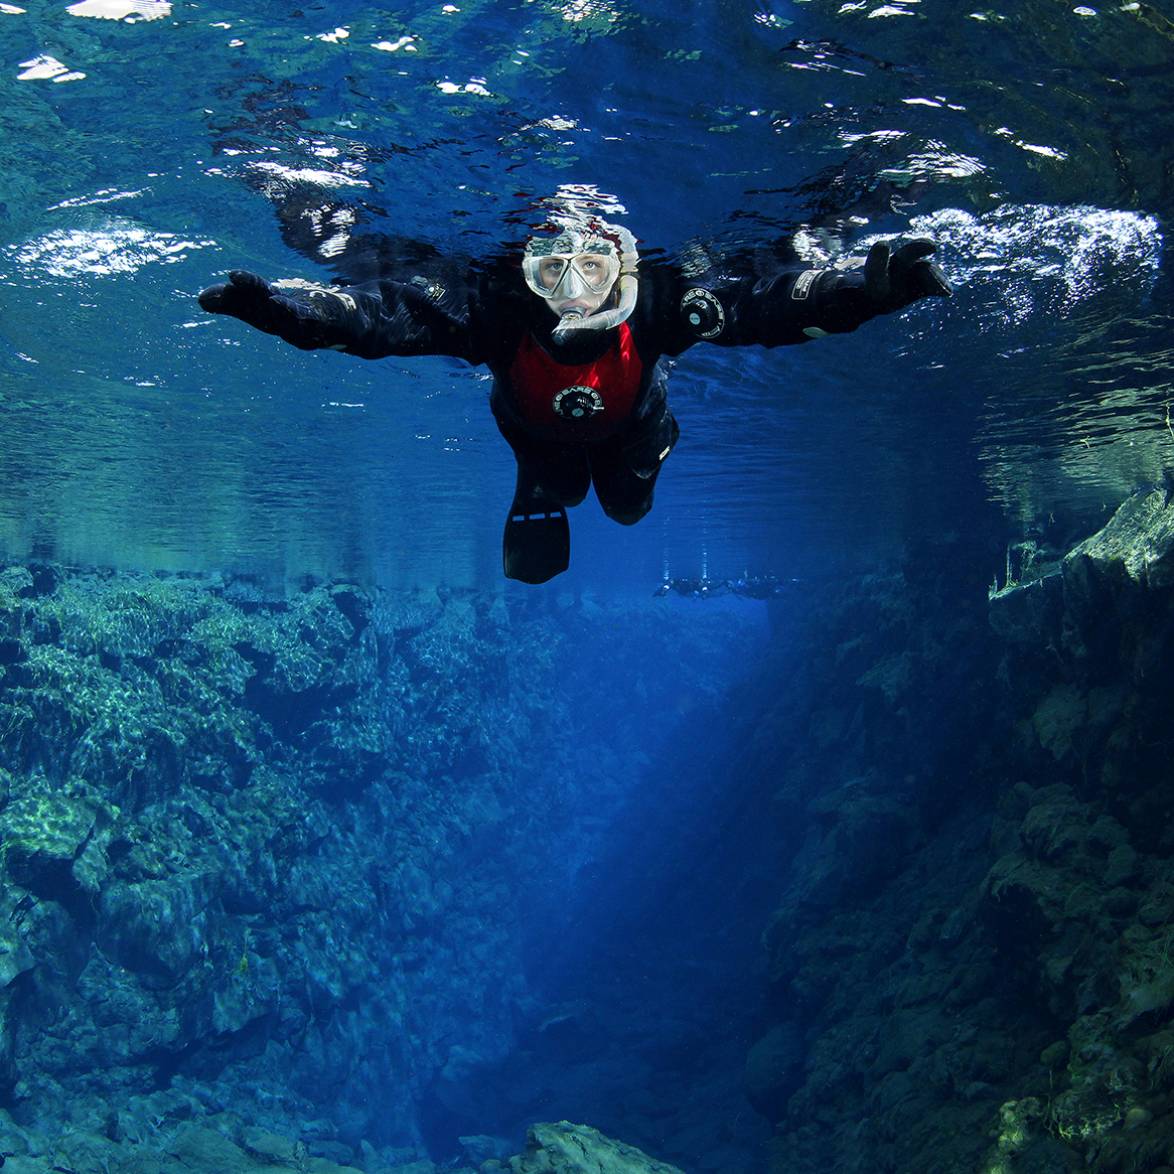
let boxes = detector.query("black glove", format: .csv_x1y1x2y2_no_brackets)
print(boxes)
806,238,951,335
861,238,952,311
198,270,344,350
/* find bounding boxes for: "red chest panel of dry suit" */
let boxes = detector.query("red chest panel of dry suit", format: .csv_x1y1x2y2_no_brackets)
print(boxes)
507,322,644,442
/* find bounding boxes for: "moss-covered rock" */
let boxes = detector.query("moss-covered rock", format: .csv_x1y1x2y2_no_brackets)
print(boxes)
506,1122,684,1173
0,1114,380,1174
744,489,1174,1171
0,561,762,1166
1064,487,1174,591
0,774,118,904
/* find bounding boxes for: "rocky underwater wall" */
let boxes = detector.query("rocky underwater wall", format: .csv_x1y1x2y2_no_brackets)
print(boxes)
0,566,756,1173
6,486,1174,1174
747,488,1174,1174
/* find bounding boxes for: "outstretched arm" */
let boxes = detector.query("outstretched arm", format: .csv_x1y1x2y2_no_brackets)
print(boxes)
198,270,478,362
666,238,951,352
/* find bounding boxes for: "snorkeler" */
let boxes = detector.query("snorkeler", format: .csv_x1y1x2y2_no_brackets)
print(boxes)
653,573,794,599
199,207,950,583
654,576,729,600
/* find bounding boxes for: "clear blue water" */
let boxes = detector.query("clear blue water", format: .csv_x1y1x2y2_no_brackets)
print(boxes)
2,0,1170,591
1,5,1174,1169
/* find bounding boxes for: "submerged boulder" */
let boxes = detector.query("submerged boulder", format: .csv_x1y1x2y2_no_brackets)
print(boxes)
501,1122,684,1174
0,775,117,911
0,1116,371,1174
990,487,1174,664
1064,487,1174,591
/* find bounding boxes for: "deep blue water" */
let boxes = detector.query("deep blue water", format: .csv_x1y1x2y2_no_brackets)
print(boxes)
2,2,1174,1171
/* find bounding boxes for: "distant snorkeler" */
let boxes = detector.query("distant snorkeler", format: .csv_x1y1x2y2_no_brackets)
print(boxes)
198,192,950,584
654,576,730,600
653,573,795,600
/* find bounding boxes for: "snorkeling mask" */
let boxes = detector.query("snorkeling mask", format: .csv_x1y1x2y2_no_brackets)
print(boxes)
522,222,640,339
523,244,620,301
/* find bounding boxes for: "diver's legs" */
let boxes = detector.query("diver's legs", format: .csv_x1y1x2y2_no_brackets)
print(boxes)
591,457,656,525
497,425,590,584
589,407,679,525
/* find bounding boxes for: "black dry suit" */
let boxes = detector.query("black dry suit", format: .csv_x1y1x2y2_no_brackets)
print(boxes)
198,238,949,582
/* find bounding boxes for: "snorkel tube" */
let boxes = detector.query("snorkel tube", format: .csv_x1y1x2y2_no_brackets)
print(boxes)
551,225,639,341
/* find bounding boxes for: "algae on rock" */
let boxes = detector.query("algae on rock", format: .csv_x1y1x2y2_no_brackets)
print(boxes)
496,1121,685,1174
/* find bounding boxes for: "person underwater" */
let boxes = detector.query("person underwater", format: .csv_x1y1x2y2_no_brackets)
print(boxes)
198,209,951,584
654,573,795,600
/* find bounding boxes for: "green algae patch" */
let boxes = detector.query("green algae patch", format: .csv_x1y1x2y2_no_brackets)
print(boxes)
0,774,119,901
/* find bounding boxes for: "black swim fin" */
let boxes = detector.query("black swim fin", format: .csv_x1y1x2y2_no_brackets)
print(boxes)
503,502,570,584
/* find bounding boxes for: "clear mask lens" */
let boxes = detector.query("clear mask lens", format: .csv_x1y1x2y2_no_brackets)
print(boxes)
524,250,619,299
